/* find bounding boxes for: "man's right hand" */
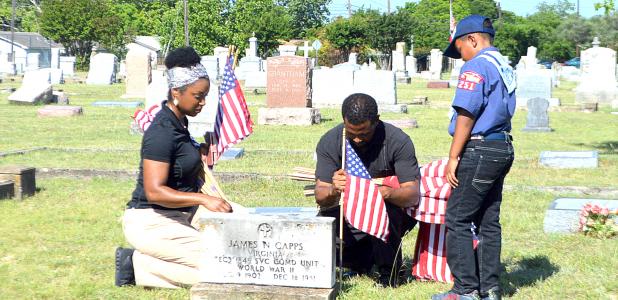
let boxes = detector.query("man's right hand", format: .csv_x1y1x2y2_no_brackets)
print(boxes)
332,169,347,193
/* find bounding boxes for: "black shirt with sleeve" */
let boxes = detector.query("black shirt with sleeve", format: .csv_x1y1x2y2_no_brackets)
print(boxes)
127,101,201,212
315,121,420,184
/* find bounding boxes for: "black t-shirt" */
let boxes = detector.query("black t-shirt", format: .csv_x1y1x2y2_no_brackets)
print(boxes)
315,121,420,184
127,101,201,212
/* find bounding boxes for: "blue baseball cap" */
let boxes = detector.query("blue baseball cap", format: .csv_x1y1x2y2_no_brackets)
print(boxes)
444,15,495,59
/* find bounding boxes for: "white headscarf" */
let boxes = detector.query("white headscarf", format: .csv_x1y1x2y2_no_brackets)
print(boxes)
166,63,209,89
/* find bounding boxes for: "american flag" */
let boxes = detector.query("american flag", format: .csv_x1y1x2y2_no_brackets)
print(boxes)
213,55,253,162
343,141,390,242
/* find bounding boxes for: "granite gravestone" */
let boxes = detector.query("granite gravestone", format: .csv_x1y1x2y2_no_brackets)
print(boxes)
261,56,318,125
266,56,311,108
516,71,552,107
196,213,335,288
544,198,618,233
523,98,552,132
539,151,598,168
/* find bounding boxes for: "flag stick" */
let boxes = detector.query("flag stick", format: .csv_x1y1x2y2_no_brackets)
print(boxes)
338,127,346,284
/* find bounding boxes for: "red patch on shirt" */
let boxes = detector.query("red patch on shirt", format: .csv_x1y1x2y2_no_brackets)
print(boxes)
457,71,484,91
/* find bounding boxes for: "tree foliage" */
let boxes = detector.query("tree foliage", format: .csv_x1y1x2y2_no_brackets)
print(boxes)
278,0,331,38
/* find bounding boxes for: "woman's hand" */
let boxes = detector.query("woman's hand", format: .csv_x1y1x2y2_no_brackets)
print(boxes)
201,195,233,213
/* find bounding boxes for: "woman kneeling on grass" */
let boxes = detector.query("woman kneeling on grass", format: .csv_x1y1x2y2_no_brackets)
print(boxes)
115,47,233,288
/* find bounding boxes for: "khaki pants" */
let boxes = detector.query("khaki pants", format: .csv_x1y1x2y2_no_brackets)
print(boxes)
122,208,202,289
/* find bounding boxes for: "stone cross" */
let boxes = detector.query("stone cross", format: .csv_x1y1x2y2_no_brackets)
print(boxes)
300,41,312,58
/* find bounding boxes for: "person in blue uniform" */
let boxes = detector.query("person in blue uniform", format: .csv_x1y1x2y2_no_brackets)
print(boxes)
432,15,516,300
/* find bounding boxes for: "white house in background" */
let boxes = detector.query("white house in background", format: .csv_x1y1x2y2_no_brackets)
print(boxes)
0,31,64,74
126,36,161,66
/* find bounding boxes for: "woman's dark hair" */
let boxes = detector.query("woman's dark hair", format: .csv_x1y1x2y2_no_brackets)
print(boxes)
341,93,379,125
165,47,206,100
165,47,201,69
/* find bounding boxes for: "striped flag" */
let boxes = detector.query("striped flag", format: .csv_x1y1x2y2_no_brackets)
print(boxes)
132,104,161,132
343,141,389,242
213,55,253,161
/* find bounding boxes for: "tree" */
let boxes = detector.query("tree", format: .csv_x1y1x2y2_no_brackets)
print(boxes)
323,14,369,63
595,0,616,16
278,0,331,38
402,0,471,56
230,0,291,58
40,0,129,69
366,10,413,68
0,0,39,32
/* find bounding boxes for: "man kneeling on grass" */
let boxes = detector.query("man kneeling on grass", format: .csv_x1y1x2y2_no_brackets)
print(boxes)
314,93,420,287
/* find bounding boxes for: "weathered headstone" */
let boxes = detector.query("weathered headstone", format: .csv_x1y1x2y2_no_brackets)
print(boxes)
449,59,464,87
145,70,168,109
194,213,335,297
266,56,311,108
544,198,618,233
258,107,321,126
392,42,410,84
406,36,417,76
524,46,538,68
59,56,76,77
523,98,552,132
278,45,297,56
384,119,418,129
516,70,552,107
540,151,598,168
575,37,618,104
220,148,245,161
429,49,443,80
427,81,449,89
8,84,53,105
353,70,397,105
201,56,219,81
37,105,83,117
244,71,267,93
0,166,36,200
86,53,117,85
312,68,354,107
122,48,152,99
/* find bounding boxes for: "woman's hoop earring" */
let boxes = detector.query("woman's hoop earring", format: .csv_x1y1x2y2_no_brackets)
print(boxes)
173,98,179,106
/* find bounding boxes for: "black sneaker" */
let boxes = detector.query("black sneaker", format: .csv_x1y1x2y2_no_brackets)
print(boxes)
115,247,135,287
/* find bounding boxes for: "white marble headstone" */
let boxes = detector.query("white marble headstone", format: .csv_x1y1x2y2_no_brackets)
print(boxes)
198,213,335,288
86,53,117,85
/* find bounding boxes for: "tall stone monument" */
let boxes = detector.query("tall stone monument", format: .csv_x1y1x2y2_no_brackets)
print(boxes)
429,49,443,80
575,37,618,104
122,48,152,99
405,36,418,76
393,42,410,84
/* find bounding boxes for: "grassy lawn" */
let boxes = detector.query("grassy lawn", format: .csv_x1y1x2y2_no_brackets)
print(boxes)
0,76,616,299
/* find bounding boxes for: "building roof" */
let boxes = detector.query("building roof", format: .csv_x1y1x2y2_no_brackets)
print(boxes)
0,31,63,49
132,36,161,52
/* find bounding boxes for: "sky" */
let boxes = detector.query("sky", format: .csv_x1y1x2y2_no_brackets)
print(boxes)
329,0,601,18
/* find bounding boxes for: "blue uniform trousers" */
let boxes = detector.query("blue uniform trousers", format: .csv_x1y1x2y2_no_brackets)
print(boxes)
446,139,514,295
